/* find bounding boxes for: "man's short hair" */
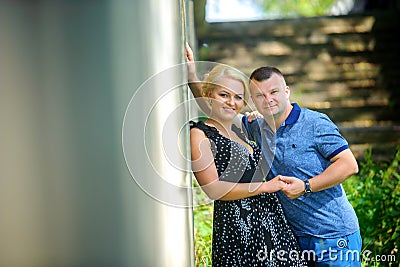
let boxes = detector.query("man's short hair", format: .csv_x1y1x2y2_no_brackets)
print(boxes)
250,66,284,82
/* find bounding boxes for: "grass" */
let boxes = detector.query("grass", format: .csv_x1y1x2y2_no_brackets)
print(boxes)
193,178,213,267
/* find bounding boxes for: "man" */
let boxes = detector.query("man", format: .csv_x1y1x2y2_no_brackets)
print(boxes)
186,45,361,266
242,66,361,266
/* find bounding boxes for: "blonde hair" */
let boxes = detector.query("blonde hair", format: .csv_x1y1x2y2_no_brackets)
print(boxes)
201,64,249,105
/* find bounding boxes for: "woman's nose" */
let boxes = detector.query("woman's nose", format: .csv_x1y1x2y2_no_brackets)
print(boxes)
226,96,235,105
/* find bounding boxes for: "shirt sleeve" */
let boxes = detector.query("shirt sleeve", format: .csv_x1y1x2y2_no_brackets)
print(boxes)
314,114,349,160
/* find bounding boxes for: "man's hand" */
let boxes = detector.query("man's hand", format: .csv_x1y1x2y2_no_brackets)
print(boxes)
279,176,305,199
244,111,263,122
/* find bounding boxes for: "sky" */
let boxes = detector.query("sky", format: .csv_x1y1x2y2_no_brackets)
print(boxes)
206,0,264,22
205,0,355,22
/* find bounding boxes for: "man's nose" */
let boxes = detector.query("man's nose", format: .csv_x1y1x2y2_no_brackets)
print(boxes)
264,94,272,102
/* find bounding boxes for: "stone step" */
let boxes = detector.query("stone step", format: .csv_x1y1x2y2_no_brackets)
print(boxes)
295,94,389,109
310,105,397,122
350,143,399,161
339,122,400,161
339,123,400,144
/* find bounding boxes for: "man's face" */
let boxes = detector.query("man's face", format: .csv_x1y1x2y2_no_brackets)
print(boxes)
249,73,290,120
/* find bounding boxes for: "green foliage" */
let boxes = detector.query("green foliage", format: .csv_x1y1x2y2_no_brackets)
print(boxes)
193,178,213,267
343,146,400,266
253,0,337,18
194,203,213,267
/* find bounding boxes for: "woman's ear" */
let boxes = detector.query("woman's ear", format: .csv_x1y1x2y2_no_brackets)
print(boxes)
205,91,213,107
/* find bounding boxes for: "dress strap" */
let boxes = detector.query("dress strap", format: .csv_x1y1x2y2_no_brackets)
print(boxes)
189,120,219,139
232,124,251,144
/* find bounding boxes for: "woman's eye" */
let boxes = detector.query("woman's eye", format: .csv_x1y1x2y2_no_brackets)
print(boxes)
235,95,243,100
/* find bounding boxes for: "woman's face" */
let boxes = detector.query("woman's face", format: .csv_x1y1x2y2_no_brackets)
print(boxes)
208,76,245,122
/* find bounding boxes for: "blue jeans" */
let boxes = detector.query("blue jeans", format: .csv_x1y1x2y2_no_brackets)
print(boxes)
298,230,362,267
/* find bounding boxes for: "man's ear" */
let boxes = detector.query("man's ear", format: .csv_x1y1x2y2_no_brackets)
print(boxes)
285,85,290,99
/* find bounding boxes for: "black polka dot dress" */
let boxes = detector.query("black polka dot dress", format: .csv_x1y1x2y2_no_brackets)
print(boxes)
191,121,307,267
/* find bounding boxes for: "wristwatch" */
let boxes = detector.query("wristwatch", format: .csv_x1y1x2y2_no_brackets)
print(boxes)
304,179,313,194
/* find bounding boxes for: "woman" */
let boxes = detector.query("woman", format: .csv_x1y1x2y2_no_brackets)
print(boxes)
189,52,307,266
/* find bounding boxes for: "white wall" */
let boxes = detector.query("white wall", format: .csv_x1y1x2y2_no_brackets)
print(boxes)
0,0,193,266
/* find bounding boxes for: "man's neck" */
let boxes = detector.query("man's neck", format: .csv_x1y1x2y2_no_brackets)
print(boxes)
274,103,293,130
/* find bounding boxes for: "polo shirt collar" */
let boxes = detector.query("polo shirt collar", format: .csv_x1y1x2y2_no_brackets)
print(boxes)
284,103,301,125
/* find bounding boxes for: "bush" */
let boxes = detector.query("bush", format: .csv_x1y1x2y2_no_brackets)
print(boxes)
343,146,400,266
193,178,213,267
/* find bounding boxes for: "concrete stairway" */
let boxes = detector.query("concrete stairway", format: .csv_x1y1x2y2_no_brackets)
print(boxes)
193,5,400,161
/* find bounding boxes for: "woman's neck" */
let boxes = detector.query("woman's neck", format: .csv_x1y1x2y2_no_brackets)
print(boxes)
205,117,233,136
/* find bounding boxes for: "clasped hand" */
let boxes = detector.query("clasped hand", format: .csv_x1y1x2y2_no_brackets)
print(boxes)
278,175,305,199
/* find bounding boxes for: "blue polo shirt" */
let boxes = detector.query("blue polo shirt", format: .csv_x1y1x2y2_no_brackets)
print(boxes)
242,103,359,238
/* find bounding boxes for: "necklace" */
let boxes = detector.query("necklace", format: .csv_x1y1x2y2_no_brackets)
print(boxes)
205,119,231,137
205,119,253,154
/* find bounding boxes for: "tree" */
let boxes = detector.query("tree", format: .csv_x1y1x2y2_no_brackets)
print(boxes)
250,0,345,18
